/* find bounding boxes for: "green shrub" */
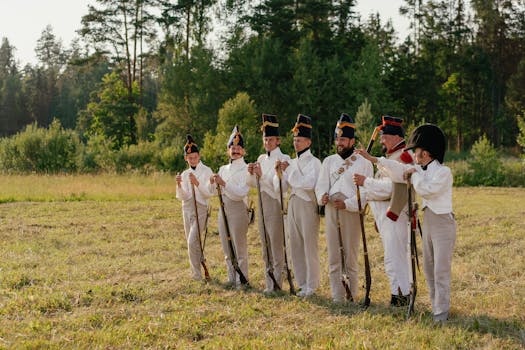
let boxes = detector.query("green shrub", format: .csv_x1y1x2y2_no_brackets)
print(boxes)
500,159,525,187
0,120,80,173
76,134,116,173
465,135,504,186
449,160,470,186
113,142,159,174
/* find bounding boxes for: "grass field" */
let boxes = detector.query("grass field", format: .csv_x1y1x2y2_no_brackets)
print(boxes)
0,174,523,349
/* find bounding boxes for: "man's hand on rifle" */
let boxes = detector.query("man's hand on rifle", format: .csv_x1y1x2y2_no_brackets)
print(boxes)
404,168,416,180
211,174,226,187
275,160,289,174
355,149,378,164
353,173,366,187
321,193,329,205
189,173,199,187
333,198,346,210
248,162,262,177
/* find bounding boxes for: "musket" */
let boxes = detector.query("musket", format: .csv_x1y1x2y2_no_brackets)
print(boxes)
277,168,296,295
202,206,211,252
353,126,379,307
191,182,210,281
255,174,281,291
366,126,381,153
356,185,371,307
406,175,418,318
216,182,250,286
335,205,353,301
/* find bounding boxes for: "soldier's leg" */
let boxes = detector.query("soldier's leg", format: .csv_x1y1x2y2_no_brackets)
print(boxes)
288,197,306,291
325,204,345,302
342,211,361,300
300,198,320,293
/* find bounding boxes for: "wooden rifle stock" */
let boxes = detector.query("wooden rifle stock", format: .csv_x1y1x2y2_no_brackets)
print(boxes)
256,175,281,291
366,126,381,153
191,183,210,281
277,169,296,295
216,183,249,286
407,176,418,318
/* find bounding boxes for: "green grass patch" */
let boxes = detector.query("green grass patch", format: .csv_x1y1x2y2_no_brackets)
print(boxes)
0,176,523,348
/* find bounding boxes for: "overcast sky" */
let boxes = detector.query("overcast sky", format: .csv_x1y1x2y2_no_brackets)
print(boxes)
0,0,410,66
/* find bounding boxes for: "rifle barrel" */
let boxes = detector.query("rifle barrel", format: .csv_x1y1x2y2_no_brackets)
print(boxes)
356,185,371,307
407,177,418,318
278,172,296,295
192,183,210,281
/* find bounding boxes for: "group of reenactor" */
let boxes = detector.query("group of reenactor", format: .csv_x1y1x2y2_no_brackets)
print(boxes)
176,112,456,323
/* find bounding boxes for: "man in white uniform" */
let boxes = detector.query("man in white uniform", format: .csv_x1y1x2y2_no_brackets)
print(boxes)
277,114,321,297
176,134,213,281
357,124,456,323
315,113,373,302
210,126,250,288
353,116,413,306
247,114,291,292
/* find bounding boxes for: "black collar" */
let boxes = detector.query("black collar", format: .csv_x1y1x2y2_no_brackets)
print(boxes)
297,147,310,158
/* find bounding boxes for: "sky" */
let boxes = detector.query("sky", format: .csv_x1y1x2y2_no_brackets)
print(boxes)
0,0,410,67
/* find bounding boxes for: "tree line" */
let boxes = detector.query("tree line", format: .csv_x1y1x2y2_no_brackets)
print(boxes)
0,0,524,167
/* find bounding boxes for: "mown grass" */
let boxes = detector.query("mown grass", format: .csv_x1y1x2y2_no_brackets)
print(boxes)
0,175,523,349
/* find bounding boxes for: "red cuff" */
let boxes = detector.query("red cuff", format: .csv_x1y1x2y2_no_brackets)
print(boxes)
386,209,399,221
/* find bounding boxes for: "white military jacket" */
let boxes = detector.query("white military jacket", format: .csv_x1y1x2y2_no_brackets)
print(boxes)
247,147,291,200
364,146,414,201
315,152,373,212
176,161,214,206
277,149,321,202
376,158,454,214
211,157,250,204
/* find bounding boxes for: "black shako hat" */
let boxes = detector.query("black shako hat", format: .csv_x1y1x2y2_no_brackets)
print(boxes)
261,113,279,137
184,134,199,155
405,124,446,163
227,125,244,148
291,114,312,139
334,113,355,139
380,115,405,137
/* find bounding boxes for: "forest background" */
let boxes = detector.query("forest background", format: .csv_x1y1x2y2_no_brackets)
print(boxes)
0,0,524,186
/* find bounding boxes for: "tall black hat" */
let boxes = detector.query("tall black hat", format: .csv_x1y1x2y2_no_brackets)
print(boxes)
334,113,355,139
227,125,244,148
405,124,446,163
291,114,312,139
184,134,199,155
261,113,279,137
380,115,405,137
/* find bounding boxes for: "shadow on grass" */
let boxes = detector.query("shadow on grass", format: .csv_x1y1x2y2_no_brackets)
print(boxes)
304,292,525,347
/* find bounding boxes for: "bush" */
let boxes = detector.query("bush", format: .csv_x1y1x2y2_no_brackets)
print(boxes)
77,139,187,174
500,159,525,187
76,135,116,173
450,136,524,187
0,120,80,173
465,135,504,186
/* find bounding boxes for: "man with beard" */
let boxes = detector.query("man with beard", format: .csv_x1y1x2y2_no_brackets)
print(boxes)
315,113,373,302
353,116,414,306
276,114,321,297
247,114,291,293
176,134,214,281
210,125,250,289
